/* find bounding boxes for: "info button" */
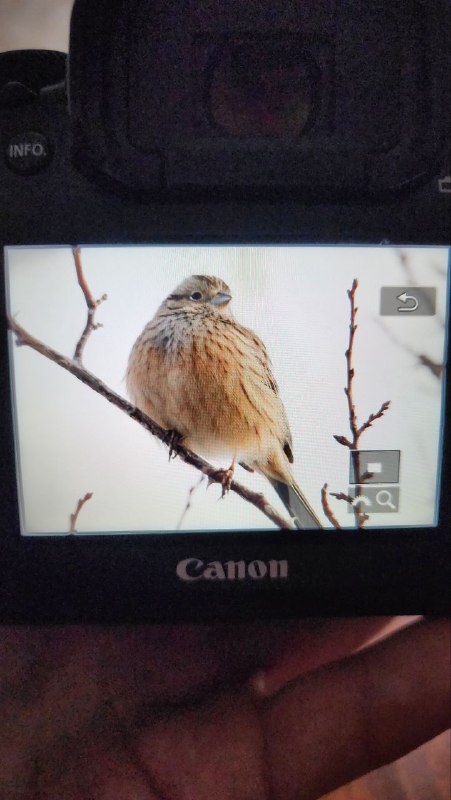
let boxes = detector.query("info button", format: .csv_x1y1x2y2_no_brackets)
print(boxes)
5,131,52,175
380,287,436,316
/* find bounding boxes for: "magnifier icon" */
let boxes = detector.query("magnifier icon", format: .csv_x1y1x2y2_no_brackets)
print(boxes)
376,490,396,510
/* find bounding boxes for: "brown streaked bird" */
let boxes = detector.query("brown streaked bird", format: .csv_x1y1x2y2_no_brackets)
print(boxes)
126,275,321,529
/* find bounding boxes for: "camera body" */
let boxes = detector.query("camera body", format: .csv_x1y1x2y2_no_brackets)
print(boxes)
0,0,450,622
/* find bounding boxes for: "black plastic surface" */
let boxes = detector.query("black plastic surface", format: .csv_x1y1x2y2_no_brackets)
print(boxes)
0,9,450,622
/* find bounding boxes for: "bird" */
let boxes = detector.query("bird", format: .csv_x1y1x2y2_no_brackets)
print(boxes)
126,274,321,529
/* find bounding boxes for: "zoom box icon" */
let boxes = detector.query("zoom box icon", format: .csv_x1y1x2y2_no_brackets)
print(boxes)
347,486,400,513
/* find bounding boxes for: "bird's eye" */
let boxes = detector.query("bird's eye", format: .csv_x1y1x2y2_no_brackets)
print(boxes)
190,291,202,301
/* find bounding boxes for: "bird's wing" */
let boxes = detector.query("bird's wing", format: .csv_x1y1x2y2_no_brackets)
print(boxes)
228,319,294,458
268,476,322,529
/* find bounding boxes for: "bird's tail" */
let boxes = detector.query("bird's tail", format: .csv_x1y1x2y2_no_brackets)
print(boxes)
268,478,322,529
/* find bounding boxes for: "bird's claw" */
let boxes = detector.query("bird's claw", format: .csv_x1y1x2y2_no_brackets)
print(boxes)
221,468,234,496
163,429,183,460
206,468,235,495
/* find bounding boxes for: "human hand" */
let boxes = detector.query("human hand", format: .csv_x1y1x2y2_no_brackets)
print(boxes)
0,617,449,799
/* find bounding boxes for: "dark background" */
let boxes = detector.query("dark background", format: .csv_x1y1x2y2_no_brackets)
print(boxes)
0,3,449,798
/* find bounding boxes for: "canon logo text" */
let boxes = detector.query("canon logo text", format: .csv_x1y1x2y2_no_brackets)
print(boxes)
176,557,288,582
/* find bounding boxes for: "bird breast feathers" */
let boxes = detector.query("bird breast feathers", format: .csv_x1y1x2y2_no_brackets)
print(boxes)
128,312,291,458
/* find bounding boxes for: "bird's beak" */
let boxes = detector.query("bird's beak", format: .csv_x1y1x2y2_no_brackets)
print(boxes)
210,291,232,306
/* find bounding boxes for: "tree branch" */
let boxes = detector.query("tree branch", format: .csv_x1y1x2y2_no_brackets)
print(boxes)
357,400,391,437
325,279,391,529
418,355,443,380
176,475,206,530
8,316,294,531
321,483,341,529
72,245,107,364
69,492,93,533
344,278,359,446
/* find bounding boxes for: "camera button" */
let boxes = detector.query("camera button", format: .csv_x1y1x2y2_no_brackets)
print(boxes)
5,131,52,175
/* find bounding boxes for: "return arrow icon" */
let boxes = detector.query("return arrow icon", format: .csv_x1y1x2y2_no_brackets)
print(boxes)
397,291,419,312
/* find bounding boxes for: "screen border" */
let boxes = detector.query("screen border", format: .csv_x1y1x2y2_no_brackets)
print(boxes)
1,240,450,622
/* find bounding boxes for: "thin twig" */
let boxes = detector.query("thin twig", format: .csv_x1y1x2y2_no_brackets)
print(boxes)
330,492,354,504
69,492,93,533
357,400,391,437
327,279,390,529
176,475,206,530
396,249,416,285
393,250,445,369
72,246,107,364
418,355,443,380
321,484,341,529
333,434,352,448
343,279,365,527
344,278,359,446
341,282,391,450
8,316,294,531
330,491,369,525
375,318,444,381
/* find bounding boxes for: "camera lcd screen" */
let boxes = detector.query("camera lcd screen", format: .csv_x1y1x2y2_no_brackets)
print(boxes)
4,245,449,535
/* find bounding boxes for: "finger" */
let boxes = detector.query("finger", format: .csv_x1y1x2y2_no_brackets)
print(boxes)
104,618,396,708
249,616,401,696
262,618,450,800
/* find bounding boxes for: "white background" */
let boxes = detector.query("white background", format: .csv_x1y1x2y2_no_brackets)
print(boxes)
6,245,449,533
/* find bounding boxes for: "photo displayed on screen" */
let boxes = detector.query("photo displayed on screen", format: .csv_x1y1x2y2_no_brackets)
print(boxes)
5,245,449,535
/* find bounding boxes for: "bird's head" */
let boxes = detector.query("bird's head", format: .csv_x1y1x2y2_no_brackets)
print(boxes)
164,275,233,317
